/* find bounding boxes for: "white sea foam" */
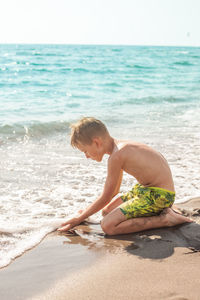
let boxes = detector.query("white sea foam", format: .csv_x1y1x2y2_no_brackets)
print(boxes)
0,223,60,268
0,132,199,269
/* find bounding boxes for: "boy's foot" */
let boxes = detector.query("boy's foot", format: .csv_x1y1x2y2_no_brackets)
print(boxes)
162,208,194,227
171,204,182,214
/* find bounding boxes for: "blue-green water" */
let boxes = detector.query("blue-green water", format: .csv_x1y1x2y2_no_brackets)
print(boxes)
0,44,199,268
0,44,200,138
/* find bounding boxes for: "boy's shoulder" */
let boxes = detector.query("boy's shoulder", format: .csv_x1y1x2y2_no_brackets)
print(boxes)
113,140,142,153
109,140,151,161
109,140,139,161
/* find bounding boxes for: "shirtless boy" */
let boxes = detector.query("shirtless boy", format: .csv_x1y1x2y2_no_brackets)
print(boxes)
58,117,192,235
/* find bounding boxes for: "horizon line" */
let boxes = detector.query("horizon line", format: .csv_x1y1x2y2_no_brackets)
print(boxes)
0,42,199,48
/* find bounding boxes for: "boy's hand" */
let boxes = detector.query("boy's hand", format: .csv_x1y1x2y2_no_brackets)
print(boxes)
57,217,81,232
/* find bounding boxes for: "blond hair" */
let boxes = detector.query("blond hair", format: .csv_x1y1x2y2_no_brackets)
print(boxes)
70,117,109,147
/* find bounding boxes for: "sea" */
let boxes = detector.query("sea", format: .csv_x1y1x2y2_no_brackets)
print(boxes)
0,44,200,268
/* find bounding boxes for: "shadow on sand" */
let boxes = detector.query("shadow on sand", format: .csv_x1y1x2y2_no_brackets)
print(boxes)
59,221,200,260
59,198,200,260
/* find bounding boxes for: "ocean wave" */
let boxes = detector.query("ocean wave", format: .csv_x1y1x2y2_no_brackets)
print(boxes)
33,52,66,57
141,96,188,103
73,67,90,73
133,64,154,69
0,121,70,141
107,96,189,107
30,62,49,66
32,68,53,73
104,82,122,88
174,61,193,66
191,55,200,59
111,48,122,52
0,222,60,269
71,67,117,74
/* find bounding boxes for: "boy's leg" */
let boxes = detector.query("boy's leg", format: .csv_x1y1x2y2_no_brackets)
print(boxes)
101,207,193,235
102,196,123,216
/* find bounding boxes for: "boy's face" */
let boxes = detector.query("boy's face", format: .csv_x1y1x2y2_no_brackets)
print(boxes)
77,138,104,162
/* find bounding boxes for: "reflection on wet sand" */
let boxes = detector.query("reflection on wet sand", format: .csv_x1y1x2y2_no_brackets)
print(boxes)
60,223,133,254
58,198,200,260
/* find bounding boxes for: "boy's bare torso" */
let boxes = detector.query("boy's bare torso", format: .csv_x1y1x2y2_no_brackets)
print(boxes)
110,140,175,192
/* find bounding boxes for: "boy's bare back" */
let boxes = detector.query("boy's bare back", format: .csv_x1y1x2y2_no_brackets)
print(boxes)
109,140,175,192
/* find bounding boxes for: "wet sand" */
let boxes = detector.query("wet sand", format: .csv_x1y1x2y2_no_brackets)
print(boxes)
0,198,200,300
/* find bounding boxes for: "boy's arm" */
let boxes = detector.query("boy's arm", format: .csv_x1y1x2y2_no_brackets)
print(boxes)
112,169,123,198
58,154,123,231
80,156,122,218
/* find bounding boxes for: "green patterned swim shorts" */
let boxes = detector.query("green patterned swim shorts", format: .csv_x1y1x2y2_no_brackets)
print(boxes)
120,184,175,219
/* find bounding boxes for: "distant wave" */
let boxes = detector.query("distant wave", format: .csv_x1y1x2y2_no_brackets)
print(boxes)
72,67,90,73
33,52,65,57
0,121,70,141
32,68,53,73
104,82,122,88
174,61,193,66
133,64,154,69
111,48,122,52
108,96,190,107
191,55,200,59
71,67,116,74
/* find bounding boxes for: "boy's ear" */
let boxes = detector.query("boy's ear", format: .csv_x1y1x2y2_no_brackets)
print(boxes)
92,137,102,148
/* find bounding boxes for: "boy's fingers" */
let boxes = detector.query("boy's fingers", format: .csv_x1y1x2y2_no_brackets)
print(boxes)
57,224,72,232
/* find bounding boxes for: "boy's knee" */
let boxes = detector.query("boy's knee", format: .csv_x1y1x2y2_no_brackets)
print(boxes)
101,219,115,235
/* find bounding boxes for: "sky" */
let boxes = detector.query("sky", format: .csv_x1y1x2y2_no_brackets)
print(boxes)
0,0,200,46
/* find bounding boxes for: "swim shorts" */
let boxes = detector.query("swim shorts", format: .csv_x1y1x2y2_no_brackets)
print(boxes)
120,183,175,219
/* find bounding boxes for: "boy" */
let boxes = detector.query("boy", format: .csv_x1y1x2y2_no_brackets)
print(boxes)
58,117,192,235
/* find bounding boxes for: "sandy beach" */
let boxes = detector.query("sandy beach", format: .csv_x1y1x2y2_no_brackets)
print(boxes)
0,197,200,300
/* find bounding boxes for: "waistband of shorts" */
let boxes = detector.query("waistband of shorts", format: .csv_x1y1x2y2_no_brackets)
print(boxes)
137,184,175,195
